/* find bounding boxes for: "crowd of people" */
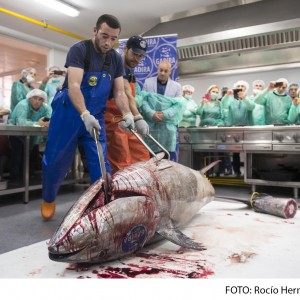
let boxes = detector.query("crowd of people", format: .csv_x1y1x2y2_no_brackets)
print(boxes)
1,14,300,221
179,79,300,128
178,79,300,176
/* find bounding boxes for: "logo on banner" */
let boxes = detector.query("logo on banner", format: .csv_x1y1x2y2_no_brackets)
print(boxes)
134,55,153,80
154,44,177,70
143,38,159,54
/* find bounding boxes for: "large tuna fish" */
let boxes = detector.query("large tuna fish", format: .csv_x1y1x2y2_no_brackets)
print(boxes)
48,154,219,263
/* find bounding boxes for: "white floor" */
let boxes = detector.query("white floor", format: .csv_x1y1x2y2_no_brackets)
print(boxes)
0,200,299,279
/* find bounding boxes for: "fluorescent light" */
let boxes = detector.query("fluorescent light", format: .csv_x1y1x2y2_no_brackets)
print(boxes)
33,0,80,17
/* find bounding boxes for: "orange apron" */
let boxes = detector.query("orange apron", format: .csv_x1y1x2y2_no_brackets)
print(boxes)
104,82,150,174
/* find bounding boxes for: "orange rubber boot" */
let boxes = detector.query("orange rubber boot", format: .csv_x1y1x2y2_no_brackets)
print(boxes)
41,200,56,220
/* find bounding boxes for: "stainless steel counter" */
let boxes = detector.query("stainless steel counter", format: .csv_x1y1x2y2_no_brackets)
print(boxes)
0,125,48,203
178,125,300,198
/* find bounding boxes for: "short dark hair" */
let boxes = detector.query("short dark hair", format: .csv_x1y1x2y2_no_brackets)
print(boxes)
96,14,121,32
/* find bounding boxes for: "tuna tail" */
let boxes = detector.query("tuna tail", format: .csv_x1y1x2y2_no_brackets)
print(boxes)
156,218,206,251
200,160,222,175
215,193,298,219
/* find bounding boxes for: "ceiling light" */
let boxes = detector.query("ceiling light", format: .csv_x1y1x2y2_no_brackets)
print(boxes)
33,0,80,17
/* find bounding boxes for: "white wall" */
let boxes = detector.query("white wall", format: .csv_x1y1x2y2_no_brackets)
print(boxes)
47,48,68,71
179,65,300,104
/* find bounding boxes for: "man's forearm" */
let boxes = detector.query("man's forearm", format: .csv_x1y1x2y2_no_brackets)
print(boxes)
68,84,87,115
115,91,131,115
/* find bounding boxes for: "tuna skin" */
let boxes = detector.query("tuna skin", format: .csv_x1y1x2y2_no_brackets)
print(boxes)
48,155,216,264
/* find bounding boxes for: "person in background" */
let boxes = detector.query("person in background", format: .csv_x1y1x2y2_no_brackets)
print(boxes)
219,87,228,100
39,66,64,91
143,60,181,98
288,83,299,105
10,67,36,111
41,14,134,220
288,87,300,124
44,67,66,105
8,89,51,187
218,86,232,175
221,80,255,177
179,85,199,127
249,79,266,125
197,85,224,176
0,93,10,182
104,35,150,174
222,80,254,127
254,78,292,125
142,60,182,161
219,86,230,126
198,85,224,127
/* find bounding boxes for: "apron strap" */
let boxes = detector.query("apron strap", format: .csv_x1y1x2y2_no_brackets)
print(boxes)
84,39,112,74
84,40,92,71
102,52,111,73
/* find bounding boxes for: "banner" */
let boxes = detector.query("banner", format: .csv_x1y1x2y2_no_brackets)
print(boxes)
118,34,178,89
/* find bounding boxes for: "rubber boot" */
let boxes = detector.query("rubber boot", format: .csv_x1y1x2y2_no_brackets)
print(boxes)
41,200,56,220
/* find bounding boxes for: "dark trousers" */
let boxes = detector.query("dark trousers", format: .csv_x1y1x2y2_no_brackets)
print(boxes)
223,153,232,171
232,153,241,175
78,142,89,172
9,136,38,182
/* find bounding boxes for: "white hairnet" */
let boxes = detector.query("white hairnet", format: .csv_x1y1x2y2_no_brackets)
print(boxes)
206,84,219,93
288,83,299,89
21,67,36,78
182,85,195,93
252,80,265,88
233,80,249,92
276,78,289,86
49,65,61,71
26,89,47,102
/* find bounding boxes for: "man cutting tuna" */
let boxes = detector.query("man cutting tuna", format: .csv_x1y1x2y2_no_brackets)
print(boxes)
41,14,134,220
104,35,150,174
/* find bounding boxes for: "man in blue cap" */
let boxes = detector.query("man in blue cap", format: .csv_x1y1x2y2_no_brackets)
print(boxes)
105,35,150,174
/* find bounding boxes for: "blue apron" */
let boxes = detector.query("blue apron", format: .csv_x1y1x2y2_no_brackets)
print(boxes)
42,66,112,202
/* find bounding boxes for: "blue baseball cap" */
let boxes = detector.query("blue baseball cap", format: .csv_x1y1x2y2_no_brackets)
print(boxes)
126,35,147,55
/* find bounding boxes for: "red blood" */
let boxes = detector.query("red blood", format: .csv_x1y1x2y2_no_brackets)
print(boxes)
87,252,214,278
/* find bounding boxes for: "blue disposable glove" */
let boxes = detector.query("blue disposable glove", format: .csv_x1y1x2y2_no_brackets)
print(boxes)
82,112,101,137
119,113,135,132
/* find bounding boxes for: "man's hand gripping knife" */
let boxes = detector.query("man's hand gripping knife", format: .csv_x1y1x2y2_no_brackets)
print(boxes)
133,114,149,135
81,110,101,136
119,112,135,132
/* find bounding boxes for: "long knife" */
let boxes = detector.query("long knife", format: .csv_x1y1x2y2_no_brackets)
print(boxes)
129,128,170,161
92,127,109,203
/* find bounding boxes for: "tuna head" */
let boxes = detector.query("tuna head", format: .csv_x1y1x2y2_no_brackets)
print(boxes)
48,179,160,263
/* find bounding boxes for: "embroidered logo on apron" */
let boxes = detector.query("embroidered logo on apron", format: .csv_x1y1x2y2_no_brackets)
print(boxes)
88,76,97,86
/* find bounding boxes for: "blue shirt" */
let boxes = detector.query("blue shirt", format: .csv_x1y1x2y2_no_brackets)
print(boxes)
157,79,167,95
63,40,125,88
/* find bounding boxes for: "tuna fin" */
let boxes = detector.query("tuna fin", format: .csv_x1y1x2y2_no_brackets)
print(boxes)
146,152,172,171
157,159,173,171
156,219,205,250
200,160,222,175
